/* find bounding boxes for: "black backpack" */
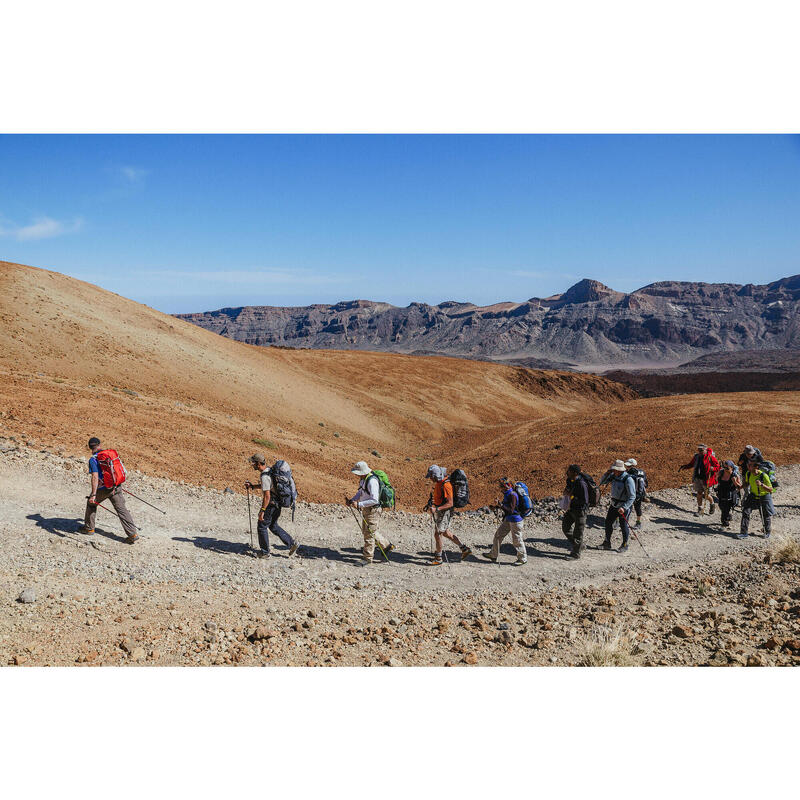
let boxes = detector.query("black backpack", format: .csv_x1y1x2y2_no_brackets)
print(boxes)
448,469,470,508
270,460,298,517
581,473,599,507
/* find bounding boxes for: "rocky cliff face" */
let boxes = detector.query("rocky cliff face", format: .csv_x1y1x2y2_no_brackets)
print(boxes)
176,275,800,367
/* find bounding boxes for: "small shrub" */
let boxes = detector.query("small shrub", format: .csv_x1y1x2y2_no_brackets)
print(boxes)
577,626,639,667
766,533,800,564
252,438,276,450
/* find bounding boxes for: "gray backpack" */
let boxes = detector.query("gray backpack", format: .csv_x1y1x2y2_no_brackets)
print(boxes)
270,460,298,518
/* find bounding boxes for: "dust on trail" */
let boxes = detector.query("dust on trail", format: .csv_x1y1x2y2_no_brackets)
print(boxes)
2,444,799,666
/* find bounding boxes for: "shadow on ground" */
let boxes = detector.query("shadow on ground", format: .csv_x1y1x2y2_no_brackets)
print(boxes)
26,513,127,544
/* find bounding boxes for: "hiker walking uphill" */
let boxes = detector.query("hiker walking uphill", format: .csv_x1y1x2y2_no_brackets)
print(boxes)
79,437,139,543
715,460,742,530
602,460,635,553
485,478,527,565
562,465,591,559
625,458,648,528
346,461,395,564
679,444,720,516
424,465,473,566
245,454,299,559
737,459,775,540
737,444,763,475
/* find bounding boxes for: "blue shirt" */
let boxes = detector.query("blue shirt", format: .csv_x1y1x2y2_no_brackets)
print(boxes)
89,454,112,489
502,488,522,523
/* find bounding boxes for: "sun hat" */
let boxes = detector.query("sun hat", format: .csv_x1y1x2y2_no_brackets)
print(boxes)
697,444,707,449
624,458,637,467
425,465,445,481
351,461,371,476
744,444,755,453
250,453,266,466
611,459,626,471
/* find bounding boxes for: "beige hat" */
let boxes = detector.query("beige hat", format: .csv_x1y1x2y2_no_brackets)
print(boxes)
351,460,371,476
744,444,755,453
611,459,626,471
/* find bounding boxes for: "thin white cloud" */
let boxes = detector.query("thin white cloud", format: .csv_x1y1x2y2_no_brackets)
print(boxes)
0,214,84,241
119,165,149,184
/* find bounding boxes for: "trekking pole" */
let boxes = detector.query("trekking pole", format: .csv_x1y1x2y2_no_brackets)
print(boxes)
346,500,389,563
87,497,141,531
625,509,651,558
122,488,166,514
246,485,255,550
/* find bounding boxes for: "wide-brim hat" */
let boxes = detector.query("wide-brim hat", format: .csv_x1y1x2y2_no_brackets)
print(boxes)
351,461,371,476
624,458,637,467
611,459,626,471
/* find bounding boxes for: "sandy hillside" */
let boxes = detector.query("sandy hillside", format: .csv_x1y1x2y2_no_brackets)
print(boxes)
0,260,632,506
3,259,800,510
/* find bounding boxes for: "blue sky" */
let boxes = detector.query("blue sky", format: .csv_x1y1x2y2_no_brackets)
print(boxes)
1,134,799,313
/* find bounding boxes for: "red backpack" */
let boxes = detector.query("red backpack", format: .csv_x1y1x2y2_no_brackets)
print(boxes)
95,449,127,488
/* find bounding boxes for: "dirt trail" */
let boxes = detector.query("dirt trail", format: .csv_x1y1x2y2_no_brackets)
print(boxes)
2,444,798,666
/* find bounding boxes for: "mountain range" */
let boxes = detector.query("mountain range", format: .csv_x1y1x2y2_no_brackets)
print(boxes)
176,275,800,368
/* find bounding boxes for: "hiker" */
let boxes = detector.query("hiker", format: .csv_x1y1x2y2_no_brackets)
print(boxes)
737,444,763,474
715,460,742,530
425,465,473,565
79,437,138,543
562,464,589,559
737,459,775,540
245,454,299,558
485,478,527,565
679,444,720,516
346,461,394,563
602,460,635,553
625,458,648,528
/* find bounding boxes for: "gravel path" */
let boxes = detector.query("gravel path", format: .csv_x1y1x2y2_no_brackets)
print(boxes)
2,441,798,666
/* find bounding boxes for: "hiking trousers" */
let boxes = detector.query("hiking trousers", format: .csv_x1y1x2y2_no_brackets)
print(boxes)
490,518,526,561
85,486,137,537
257,504,296,553
604,504,630,544
562,508,587,549
360,505,389,561
633,498,643,520
718,498,735,526
740,494,773,536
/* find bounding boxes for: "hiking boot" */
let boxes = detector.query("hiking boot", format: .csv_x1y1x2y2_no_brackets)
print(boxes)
735,533,748,540
288,543,299,557
708,500,715,514
763,532,771,539
514,556,527,565
569,549,581,559
617,542,629,553
484,552,498,562
257,550,271,559
601,540,612,551
460,547,473,561
77,525,95,534
693,510,702,518
634,520,642,529
125,533,139,545
431,554,443,566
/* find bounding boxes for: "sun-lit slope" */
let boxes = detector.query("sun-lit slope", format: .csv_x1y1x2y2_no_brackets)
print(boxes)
0,260,634,505
444,391,800,500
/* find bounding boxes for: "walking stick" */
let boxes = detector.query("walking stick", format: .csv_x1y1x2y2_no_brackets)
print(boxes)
246,485,255,550
87,497,141,530
623,508,651,558
346,500,389,562
122,488,166,514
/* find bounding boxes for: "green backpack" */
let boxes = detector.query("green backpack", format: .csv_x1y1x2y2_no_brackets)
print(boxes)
370,470,396,509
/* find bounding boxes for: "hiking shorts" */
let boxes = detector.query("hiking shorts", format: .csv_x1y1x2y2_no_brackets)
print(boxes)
434,509,452,533
692,478,709,494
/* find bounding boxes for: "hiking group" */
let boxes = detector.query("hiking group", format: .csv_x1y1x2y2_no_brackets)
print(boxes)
76,436,779,565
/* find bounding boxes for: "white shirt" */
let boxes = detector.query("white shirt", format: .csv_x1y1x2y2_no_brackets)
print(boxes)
350,474,379,509
260,469,275,493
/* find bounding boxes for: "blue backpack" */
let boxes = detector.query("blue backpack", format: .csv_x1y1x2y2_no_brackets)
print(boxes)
515,482,533,518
